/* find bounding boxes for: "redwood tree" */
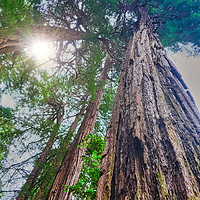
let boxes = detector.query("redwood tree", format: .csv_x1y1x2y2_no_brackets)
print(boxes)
46,55,112,200
35,104,86,199
97,4,200,200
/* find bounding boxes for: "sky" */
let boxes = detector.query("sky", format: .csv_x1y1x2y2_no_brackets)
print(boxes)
167,51,200,111
0,94,15,108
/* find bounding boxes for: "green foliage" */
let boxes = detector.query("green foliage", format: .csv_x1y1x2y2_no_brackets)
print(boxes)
64,133,105,200
148,0,200,50
68,42,106,101
99,85,116,119
94,79,117,136
0,0,34,30
0,54,37,92
84,0,117,37
0,106,17,168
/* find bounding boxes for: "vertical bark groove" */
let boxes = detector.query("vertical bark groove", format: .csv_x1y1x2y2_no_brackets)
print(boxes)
47,55,112,200
97,8,200,199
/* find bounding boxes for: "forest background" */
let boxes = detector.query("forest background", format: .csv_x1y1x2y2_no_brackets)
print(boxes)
0,0,200,199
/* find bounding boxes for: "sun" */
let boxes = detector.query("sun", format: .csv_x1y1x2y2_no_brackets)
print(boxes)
31,40,50,59
27,39,56,70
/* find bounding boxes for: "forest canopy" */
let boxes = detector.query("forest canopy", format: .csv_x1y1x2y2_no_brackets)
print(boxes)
0,0,200,199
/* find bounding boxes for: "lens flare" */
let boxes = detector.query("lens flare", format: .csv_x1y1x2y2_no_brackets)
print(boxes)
31,40,49,59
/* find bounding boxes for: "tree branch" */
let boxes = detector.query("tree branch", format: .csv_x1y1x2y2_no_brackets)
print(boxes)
0,25,84,55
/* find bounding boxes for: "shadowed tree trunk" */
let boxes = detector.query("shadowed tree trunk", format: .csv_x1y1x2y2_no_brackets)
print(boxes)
97,7,200,200
47,55,112,200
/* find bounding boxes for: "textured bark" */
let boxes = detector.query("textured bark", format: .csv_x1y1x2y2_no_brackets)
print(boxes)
0,26,83,55
47,55,112,200
53,104,86,170
35,105,85,200
97,8,200,200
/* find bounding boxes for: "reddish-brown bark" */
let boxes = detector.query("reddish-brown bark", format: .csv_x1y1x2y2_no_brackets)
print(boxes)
97,7,200,200
46,55,112,200
35,104,86,200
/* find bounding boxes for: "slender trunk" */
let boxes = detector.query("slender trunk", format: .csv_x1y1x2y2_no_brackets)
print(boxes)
47,55,112,200
16,99,65,200
36,104,86,200
53,104,86,169
16,128,59,200
97,7,200,199
0,26,83,55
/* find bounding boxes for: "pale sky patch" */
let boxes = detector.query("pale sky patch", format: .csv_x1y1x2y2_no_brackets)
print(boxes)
0,94,15,108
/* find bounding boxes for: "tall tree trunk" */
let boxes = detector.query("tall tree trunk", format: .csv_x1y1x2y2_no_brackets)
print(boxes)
47,55,112,200
97,7,200,200
36,104,86,200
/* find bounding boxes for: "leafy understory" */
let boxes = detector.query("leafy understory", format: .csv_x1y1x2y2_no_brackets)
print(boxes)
64,133,105,199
